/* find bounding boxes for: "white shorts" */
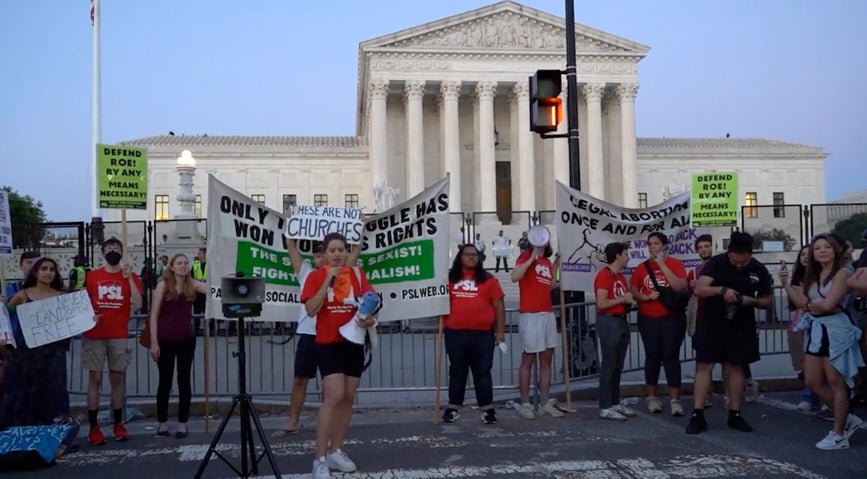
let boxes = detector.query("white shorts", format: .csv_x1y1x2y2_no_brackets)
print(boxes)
519,312,559,354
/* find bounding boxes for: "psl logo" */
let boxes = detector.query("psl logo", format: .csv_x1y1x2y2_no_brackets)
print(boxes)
97,281,124,300
454,279,478,292
535,264,552,279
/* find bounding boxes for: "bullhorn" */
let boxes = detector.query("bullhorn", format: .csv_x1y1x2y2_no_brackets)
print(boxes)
527,225,551,247
339,291,382,345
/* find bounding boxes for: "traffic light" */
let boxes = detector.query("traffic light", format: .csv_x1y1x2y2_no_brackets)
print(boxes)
529,69,563,133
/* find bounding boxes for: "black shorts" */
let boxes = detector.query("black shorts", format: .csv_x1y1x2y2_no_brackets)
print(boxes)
805,322,831,358
316,342,365,378
294,334,318,379
693,317,759,365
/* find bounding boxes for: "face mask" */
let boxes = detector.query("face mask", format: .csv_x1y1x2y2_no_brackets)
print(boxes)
105,251,122,266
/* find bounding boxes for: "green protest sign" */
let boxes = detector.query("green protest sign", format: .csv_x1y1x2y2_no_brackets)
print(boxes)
97,144,148,209
360,239,435,284
691,172,738,227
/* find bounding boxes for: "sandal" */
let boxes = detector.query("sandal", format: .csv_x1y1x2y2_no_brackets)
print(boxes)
270,427,299,438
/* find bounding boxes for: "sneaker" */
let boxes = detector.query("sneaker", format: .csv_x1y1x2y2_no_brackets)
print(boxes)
703,397,714,409
540,399,565,418
843,414,865,441
326,449,357,472
744,378,759,403
112,423,129,441
670,399,684,417
816,406,835,422
647,396,662,414
441,408,460,423
815,431,849,450
518,403,536,420
685,413,708,434
600,408,628,421
797,400,814,411
313,457,332,479
613,404,637,417
727,414,754,432
88,427,107,446
482,409,497,425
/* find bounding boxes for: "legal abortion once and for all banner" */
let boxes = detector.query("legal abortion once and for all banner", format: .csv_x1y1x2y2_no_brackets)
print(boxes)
206,175,450,323
555,181,704,292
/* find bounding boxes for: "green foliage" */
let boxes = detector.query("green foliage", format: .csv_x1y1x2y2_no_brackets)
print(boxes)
1,186,47,249
751,227,797,252
832,212,867,246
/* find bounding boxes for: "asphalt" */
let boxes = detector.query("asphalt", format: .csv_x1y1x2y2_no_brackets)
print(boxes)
11,390,867,479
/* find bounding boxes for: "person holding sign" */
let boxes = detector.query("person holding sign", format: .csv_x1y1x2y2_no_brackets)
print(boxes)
82,238,143,445
441,243,506,425
0,251,39,397
0,258,70,429
301,233,376,479
147,254,208,439
629,232,688,416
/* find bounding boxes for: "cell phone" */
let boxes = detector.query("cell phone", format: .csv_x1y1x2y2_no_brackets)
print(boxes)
779,260,787,270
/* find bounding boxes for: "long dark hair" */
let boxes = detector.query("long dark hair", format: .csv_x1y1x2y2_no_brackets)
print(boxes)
22,257,64,291
802,234,844,293
449,244,490,284
790,245,809,287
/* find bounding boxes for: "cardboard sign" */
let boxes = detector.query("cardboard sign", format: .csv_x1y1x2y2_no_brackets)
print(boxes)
16,290,96,347
285,205,364,245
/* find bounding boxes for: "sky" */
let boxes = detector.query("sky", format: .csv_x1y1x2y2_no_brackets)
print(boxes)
2,0,865,221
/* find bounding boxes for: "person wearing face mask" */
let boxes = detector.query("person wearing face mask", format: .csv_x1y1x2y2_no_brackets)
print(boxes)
83,238,143,446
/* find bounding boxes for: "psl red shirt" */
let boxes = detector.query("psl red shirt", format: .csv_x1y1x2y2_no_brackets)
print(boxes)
445,272,504,331
629,257,687,318
594,267,628,316
301,266,374,344
516,250,554,313
85,267,144,339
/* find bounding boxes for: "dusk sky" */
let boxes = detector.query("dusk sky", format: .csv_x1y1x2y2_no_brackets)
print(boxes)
2,0,864,221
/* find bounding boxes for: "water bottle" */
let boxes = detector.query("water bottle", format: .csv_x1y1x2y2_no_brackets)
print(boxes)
498,342,508,354
504,400,521,411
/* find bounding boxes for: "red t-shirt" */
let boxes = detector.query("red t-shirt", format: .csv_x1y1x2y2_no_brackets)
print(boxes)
445,271,504,331
301,266,374,344
85,267,144,339
629,257,687,318
516,250,554,313
594,267,628,316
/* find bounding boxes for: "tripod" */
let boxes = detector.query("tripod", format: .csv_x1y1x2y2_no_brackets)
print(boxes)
194,316,281,478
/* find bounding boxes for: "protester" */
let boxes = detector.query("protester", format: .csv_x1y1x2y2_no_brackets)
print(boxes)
0,251,39,405
785,245,820,411
687,232,772,435
629,232,688,416
147,253,207,439
83,238,143,445
492,230,512,273
302,233,377,478
191,247,208,334
441,243,505,425
67,254,90,292
594,242,638,421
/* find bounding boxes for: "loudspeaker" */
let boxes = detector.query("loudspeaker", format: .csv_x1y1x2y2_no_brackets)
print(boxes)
221,274,265,318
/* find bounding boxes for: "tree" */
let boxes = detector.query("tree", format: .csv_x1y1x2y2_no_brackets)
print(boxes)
1,186,46,249
833,212,867,246
751,228,796,252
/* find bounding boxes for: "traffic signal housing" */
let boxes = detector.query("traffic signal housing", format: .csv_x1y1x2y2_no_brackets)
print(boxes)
529,70,563,133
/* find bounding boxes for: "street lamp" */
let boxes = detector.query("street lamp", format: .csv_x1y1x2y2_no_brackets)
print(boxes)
174,149,201,240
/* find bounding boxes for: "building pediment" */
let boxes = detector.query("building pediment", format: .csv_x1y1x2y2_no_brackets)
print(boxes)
361,1,649,55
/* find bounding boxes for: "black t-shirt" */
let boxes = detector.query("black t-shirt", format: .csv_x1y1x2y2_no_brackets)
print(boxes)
699,253,772,323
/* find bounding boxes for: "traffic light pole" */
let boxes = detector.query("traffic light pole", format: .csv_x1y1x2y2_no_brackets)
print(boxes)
564,0,581,191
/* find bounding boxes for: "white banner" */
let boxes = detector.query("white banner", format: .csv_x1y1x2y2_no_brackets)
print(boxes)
16,290,96,347
285,205,364,245
555,182,703,292
0,191,12,258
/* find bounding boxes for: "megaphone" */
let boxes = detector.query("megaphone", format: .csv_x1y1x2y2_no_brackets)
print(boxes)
527,225,551,247
339,291,382,345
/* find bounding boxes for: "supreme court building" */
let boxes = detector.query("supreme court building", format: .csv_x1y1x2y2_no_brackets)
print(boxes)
116,1,828,236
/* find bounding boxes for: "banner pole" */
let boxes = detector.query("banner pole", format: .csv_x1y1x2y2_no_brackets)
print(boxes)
120,210,128,262
204,315,211,433
0,258,7,297
434,315,444,424
559,288,572,411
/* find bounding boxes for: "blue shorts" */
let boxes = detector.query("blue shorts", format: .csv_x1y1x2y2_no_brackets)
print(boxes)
294,334,318,379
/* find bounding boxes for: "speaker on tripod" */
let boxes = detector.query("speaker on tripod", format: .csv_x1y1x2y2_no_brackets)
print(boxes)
194,273,281,479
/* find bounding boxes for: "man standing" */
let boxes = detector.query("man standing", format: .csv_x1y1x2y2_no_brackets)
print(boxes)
83,238,143,445
492,230,512,273
687,232,771,435
191,247,208,334
67,254,90,292
474,233,486,269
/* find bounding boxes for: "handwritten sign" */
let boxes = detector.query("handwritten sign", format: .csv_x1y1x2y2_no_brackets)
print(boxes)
285,205,364,244
16,290,96,347
0,306,15,348
97,144,149,210
691,172,738,227
0,190,11,258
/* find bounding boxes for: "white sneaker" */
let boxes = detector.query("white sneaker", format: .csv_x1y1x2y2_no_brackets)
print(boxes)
613,404,638,417
670,399,684,417
647,396,662,414
540,399,565,418
313,457,332,479
326,449,357,472
518,403,536,420
815,431,849,450
843,414,865,441
744,378,759,403
797,400,813,411
600,408,627,421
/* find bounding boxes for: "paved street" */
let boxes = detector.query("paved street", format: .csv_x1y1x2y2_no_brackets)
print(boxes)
15,391,867,479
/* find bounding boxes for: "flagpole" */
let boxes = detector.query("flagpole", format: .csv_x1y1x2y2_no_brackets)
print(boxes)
92,0,102,220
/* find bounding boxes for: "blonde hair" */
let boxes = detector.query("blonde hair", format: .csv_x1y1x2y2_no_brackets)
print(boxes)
163,253,197,302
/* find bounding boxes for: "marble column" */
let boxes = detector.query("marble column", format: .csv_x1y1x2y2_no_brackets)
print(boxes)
404,80,425,198
513,83,535,212
604,94,622,204
369,79,390,191
618,82,640,208
553,91,570,187
583,82,606,200
440,81,461,212
476,81,497,212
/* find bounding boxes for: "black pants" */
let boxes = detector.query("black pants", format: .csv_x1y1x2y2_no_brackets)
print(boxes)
596,315,630,409
638,314,685,388
495,256,510,272
156,337,196,423
444,328,495,411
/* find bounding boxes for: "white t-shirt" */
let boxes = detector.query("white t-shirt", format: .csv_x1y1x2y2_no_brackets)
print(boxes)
295,261,317,335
